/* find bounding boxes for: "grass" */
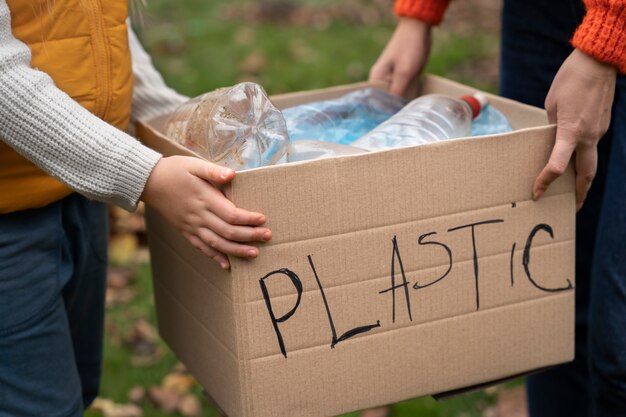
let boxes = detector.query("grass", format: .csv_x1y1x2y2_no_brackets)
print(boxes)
95,1,505,416
133,0,499,97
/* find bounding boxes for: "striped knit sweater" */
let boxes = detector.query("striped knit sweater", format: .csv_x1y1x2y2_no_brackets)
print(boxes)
394,0,626,73
0,0,188,212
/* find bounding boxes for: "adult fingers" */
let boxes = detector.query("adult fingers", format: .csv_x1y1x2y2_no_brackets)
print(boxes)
574,145,597,211
369,58,392,83
533,129,576,200
389,66,416,97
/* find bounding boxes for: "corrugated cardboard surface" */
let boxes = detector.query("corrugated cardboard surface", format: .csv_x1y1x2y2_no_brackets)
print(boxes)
139,75,575,417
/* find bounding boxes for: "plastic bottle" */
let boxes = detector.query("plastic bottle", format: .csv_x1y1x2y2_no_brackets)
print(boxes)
282,88,407,146
352,93,488,151
286,140,367,163
164,82,289,170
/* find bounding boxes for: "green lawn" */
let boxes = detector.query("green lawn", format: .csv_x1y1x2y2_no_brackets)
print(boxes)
93,1,508,416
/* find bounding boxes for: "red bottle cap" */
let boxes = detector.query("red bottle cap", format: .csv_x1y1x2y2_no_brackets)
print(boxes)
460,95,482,119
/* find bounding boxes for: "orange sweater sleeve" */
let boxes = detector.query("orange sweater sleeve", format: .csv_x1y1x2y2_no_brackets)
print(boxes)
571,0,626,73
394,0,451,25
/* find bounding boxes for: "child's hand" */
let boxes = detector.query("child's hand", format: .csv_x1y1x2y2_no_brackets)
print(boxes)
141,156,271,269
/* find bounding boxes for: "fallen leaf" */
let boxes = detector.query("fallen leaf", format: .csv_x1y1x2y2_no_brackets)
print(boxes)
105,287,136,307
495,386,528,417
360,407,390,417
108,234,139,267
162,373,196,394
173,362,188,374
148,386,182,412
126,319,157,347
178,394,202,417
107,268,132,290
90,398,143,417
128,385,145,405
125,319,163,366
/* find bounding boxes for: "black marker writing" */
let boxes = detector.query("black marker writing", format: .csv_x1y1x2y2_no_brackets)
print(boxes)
413,232,453,290
379,236,412,323
259,269,303,358
510,242,516,287
448,219,504,310
308,255,381,348
523,224,573,292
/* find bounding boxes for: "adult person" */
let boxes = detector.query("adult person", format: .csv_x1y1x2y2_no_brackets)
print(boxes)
370,1,625,416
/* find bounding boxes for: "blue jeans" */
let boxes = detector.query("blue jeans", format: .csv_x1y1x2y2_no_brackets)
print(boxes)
501,0,626,415
0,194,107,416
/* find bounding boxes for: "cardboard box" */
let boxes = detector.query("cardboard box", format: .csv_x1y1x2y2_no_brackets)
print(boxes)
137,75,575,417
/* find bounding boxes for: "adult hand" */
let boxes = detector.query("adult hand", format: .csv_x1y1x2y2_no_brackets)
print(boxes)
369,17,432,97
534,49,617,211
141,156,271,270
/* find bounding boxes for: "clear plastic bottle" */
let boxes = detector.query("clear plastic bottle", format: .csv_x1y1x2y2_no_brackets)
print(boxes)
352,93,488,151
286,140,367,163
164,82,289,170
282,88,407,145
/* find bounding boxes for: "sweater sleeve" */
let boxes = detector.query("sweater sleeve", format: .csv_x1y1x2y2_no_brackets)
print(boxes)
0,0,162,211
128,23,189,122
394,0,451,25
571,0,626,73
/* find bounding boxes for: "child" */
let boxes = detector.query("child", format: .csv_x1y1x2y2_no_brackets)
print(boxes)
0,1,271,415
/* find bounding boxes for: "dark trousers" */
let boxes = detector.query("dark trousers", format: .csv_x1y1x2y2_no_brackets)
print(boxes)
0,194,108,416
501,1,626,416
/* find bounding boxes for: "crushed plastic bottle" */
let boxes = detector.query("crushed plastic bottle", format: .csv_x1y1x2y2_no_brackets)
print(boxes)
164,82,289,170
352,93,488,151
471,104,513,136
286,140,367,163
282,88,407,145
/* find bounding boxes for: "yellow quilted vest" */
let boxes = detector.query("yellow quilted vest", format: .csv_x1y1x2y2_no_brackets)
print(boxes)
1,0,133,213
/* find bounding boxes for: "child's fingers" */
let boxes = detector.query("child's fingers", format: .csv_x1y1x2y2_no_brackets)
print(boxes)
196,227,260,259
189,159,235,185
202,210,271,242
204,187,266,226
184,231,231,270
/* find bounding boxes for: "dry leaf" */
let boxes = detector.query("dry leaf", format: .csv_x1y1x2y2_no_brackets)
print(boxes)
90,398,143,417
173,362,188,374
107,268,132,290
130,347,165,367
108,234,139,266
162,373,196,394
148,386,182,412
128,385,145,404
105,287,136,306
125,319,163,366
178,394,202,417
360,407,390,417
126,319,157,346
495,386,528,417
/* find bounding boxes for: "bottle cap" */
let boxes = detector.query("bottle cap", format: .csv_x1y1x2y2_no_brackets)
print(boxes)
460,93,488,119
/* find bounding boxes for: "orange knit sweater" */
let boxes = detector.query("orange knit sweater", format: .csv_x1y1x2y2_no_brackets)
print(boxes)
394,0,626,73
